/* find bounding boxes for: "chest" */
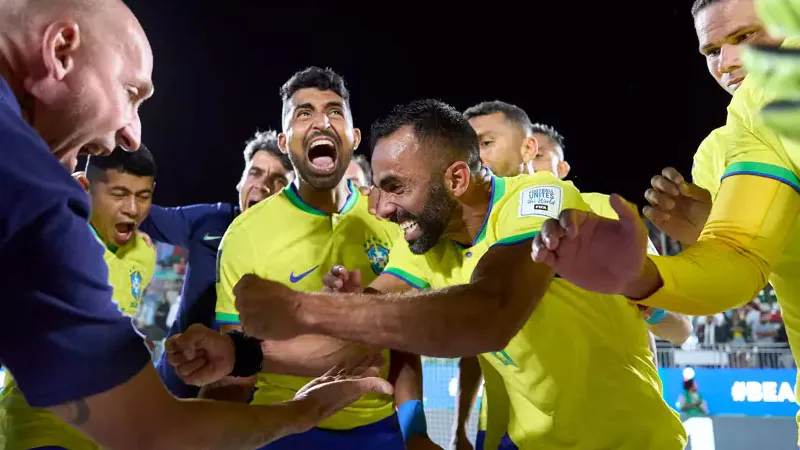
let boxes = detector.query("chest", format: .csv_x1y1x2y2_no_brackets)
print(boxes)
256,215,394,292
105,254,148,316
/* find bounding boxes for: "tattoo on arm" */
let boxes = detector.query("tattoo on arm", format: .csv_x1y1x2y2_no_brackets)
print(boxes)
65,398,91,426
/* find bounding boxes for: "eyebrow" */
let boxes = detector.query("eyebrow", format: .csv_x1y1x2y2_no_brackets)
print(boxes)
699,25,759,54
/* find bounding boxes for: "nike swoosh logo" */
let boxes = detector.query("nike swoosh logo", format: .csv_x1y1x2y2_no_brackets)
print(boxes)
290,265,319,283
203,234,223,241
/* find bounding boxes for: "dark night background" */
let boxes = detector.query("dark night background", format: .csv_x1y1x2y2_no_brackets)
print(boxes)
122,1,731,208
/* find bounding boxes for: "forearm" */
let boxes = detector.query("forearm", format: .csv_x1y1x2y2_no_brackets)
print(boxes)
649,312,693,345
149,398,316,450
454,356,482,432
51,365,317,450
298,278,546,357
260,335,376,377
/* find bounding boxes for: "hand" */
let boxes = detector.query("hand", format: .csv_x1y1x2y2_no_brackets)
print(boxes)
408,435,445,450
137,230,155,250
322,266,363,293
293,354,394,427
642,167,712,245
234,274,308,340
635,304,654,320
450,430,475,450
165,324,235,386
531,194,650,295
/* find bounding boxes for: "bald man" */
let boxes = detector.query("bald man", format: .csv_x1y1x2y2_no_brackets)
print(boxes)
0,1,390,449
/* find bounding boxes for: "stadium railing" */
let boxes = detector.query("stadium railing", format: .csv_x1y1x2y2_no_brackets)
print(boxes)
656,342,795,369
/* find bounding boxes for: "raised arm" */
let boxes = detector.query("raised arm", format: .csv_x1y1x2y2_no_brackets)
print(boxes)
140,203,225,247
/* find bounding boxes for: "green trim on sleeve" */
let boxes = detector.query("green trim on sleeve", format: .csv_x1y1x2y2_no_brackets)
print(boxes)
384,267,431,290
492,230,540,247
721,161,800,194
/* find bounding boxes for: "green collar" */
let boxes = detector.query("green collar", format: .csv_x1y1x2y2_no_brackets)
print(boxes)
454,176,507,250
88,223,118,253
284,179,359,216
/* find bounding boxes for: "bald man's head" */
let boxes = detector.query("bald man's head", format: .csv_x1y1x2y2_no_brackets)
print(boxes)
0,0,154,171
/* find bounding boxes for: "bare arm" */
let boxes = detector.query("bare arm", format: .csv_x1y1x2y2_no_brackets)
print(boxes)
648,312,693,346
289,241,553,357
453,356,482,438
50,364,328,450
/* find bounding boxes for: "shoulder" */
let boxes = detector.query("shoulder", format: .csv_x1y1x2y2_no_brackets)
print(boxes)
496,173,584,219
225,192,287,237
0,109,90,244
580,192,617,220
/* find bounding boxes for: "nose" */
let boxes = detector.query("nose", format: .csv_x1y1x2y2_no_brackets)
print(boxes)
311,111,332,131
121,196,139,218
374,191,396,221
718,43,742,74
117,114,142,152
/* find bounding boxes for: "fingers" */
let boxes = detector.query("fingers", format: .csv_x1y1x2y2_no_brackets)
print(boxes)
660,167,685,190
322,266,348,292
609,194,640,232
344,376,394,396
644,188,675,211
367,188,380,216
531,230,558,267
642,205,671,226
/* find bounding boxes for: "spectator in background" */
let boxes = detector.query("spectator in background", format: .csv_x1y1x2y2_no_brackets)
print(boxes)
345,154,373,189
139,130,293,398
154,295,171,335
697,315,730,346
676,379,708,420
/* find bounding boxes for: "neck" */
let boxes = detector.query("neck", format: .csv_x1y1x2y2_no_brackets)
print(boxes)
89,221,118,252
294,177,352,215
0,31,34,121
445,174,494,246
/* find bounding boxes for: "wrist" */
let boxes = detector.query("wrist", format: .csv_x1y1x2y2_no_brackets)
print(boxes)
296,292,323,334
623,257,662,300
227,330,263,377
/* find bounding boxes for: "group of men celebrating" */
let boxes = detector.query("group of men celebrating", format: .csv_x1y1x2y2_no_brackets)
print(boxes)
1,0,800,449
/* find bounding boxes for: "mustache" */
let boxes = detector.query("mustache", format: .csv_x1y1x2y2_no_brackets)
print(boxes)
303,130,341,148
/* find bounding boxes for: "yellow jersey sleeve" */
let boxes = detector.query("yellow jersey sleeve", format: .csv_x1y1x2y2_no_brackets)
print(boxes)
215,223,260,325
692,127,728,196
382,230,431,290
641,173,800,315
491,175,588,247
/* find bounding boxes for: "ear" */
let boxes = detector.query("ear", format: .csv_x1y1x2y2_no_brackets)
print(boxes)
43,22,81,81
445,161,472,197
557,160,571,179
72,171,90,192
352,128,362,151
277,133,290,154
521,135,539,164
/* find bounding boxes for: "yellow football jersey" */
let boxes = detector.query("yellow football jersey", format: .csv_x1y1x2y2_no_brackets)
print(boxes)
216,180,398,430
689,38,800,439
384,174,686,450
0,231,155,450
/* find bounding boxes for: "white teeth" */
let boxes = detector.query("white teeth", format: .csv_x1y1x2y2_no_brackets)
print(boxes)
310,138,335,148
400,221,417,231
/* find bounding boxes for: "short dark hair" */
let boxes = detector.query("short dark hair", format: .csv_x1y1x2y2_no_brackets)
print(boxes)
691,0,722,16
462,100,533,135
86,144,157,182
370,99,481,174
243,130,292,171
280,66,350,106
351,154,373,186
530,123,566,157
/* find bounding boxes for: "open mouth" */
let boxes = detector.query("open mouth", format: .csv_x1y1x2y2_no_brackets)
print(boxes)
307,137,338,175
114,222,136,243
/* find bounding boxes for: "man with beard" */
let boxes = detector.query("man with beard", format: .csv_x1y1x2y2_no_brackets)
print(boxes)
186,99,687,449
0,0,397,448
213,67,434,449
139,130,293,399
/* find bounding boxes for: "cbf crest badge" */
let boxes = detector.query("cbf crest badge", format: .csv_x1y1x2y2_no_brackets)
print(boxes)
363,237,391,275
130,270,143,300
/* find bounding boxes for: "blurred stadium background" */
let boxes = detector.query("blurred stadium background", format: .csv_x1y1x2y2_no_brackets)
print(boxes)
2,227,796,449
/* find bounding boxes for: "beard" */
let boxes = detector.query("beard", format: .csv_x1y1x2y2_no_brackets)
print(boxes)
406,181,458,255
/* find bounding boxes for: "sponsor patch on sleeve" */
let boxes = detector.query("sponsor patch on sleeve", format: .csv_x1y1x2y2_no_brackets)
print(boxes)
519,185,563,219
